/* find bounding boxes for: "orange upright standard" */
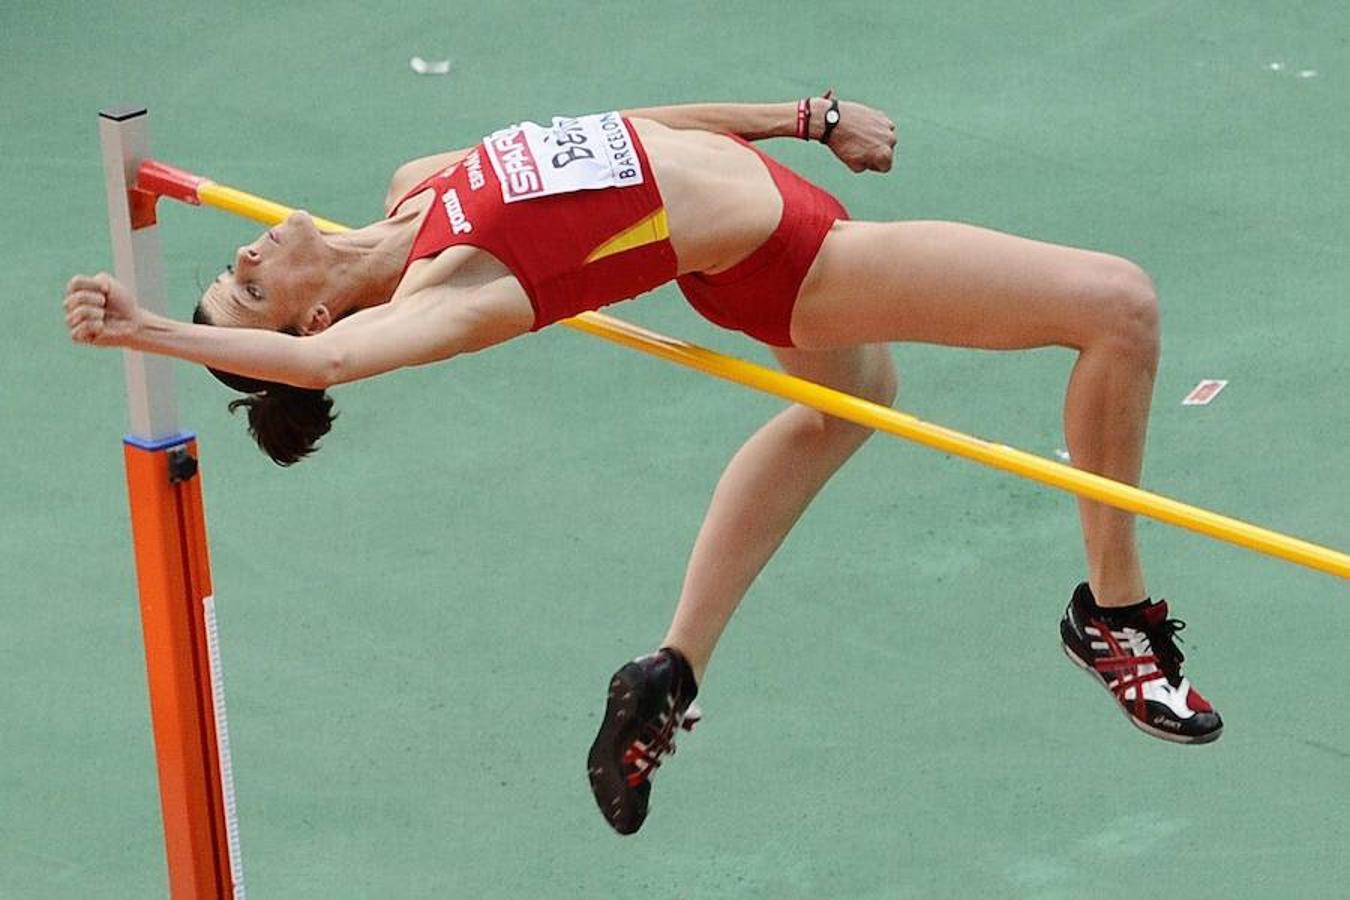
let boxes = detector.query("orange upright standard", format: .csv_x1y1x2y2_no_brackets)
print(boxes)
99,106,243,900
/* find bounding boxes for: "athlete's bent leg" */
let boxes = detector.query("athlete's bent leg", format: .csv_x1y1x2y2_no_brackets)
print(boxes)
589,342,896,834
791,220,1159,606
661,343,898,682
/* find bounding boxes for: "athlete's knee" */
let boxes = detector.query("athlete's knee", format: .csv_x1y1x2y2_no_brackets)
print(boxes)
816,349,898,443
796,408,873,456
1085,256,1160,365
862,347,899,409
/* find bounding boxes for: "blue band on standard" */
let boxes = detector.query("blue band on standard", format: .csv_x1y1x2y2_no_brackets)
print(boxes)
123,431,197,452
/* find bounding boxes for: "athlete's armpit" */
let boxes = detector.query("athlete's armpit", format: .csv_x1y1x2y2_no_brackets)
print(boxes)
314,278,534,385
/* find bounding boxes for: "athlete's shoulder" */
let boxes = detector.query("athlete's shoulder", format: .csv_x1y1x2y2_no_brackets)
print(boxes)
385,148,477,215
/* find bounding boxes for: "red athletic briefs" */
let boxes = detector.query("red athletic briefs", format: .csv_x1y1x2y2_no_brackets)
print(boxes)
677,136,849,347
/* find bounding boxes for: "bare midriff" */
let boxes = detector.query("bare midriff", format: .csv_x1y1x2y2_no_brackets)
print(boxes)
628,118,783,275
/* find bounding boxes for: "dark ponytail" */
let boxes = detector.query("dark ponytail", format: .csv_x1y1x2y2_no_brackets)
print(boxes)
193,303,337,466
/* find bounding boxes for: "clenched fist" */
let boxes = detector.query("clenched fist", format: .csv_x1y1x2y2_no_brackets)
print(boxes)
63,273,141,347
823,98,898,174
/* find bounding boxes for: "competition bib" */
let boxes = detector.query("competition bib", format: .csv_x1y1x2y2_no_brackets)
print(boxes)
483,111,646,204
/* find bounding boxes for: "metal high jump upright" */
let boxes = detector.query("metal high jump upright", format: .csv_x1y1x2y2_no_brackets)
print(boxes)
99,106,243,900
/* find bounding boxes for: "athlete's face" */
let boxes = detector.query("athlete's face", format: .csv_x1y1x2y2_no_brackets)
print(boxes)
199,210,333,334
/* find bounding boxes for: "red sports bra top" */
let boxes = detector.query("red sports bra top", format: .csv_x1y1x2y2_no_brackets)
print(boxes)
388,112,678,330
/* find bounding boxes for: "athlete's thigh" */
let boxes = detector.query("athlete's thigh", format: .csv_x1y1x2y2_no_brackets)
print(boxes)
790,220,1143,351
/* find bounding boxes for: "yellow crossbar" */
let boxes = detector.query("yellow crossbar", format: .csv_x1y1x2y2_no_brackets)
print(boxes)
184,179,1348,580
197,183,347,235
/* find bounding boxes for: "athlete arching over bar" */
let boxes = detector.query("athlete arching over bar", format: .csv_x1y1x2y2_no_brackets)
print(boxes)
64,96,1220,835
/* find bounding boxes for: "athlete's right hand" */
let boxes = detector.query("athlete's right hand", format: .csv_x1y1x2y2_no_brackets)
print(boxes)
825,98,897,174
64,272,143,347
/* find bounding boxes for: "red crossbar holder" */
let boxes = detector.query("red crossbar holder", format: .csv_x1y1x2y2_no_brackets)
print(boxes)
139,160,209,204
126,160,209,229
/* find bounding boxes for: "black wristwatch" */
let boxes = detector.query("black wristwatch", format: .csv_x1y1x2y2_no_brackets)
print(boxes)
820,97,841,144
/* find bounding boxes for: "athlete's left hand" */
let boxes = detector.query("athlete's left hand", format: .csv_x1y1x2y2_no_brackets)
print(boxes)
824,98,897,173
63,272,143,347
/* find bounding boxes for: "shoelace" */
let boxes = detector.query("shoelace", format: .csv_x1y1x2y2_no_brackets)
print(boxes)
1087,610,1179,710
1091,613,1191,722
622,699,702,787
1142,616,1187,686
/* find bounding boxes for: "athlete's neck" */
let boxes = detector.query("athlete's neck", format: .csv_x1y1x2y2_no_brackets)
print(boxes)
317,210,422,316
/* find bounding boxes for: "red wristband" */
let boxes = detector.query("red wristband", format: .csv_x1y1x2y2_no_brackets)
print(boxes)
796,98,810,140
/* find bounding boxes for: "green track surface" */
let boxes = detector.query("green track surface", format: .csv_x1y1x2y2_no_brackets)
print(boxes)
2,2,1347,897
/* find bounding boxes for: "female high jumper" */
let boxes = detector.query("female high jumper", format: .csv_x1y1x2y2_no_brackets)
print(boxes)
64,96,1220,836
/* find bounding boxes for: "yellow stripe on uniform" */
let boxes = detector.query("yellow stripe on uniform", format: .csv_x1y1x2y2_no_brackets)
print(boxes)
584,208,670,264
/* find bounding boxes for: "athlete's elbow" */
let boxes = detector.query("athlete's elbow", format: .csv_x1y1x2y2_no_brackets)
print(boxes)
297,346,347,389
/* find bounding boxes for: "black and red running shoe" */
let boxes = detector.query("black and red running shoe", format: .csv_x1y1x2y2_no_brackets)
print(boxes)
1061,582,1222,744
587,647,701,835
